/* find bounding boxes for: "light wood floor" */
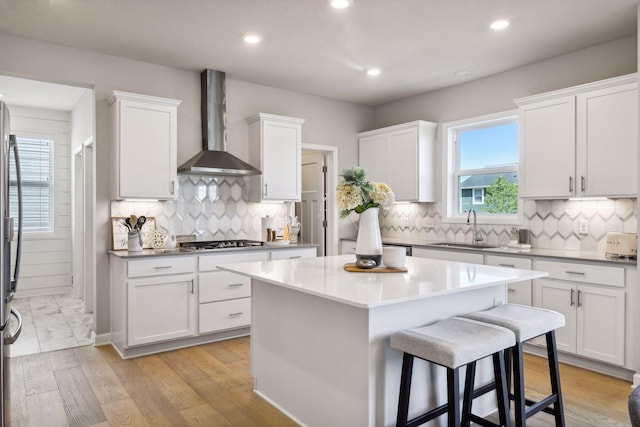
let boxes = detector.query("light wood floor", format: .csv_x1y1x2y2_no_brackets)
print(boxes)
6,336,633,426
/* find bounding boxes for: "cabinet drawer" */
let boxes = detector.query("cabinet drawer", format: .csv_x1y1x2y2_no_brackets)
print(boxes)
199,251,269,272
270,247,317,260
199,271,251,303
341,240,357,255
485,255,532,270
412,247,484,264
535,259,624,287
128,256,195,278
486,255,533,305
199,298,251,334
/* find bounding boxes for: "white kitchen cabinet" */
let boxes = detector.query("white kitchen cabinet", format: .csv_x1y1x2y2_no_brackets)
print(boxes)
246,113,305,202
128,273,196,346
485,254,532,305
340,239,357,255
108,91,181,200
269,246,317,260
576,82,638,197
532,260,626,366
358,121,437,202
516,73,637,199
412,247,484,264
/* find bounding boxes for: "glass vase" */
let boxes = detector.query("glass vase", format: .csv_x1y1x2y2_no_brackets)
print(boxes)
355,207,382,266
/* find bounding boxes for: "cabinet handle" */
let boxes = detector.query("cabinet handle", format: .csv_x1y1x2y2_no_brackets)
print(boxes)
577,289,582,307
229,312,244,318
264,183,268,196
154,266,172,270
580,176,585,192
288,256,302,259
570,288,575,306
498,263,515,268
507,288,515,294
569,176,574,192
228,283,244,288
565,270,585,276
170,180,175,195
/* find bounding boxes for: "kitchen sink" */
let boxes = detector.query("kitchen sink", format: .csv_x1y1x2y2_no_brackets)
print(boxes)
430,242,500,249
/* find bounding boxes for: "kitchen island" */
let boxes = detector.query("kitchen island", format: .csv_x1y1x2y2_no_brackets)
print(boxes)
218,254,547,427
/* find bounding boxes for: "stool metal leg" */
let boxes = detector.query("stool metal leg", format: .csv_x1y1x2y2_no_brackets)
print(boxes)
397,352,414,427
546,331,566,427
493,351,512,427
511,342,527,427
447,367,460,427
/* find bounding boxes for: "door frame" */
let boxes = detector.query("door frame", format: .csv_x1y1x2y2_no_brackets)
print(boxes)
301,143,338,256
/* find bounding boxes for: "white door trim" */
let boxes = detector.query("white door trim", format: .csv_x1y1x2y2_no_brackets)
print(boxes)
301,143,338,256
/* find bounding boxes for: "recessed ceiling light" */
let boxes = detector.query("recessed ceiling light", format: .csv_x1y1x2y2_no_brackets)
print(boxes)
490,19,510,30
454,70,471,77
0,93,4,98
243,34,262,44
330,0,352,9
366,68,381,77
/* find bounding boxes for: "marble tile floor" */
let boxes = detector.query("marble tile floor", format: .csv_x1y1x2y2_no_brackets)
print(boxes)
7,293,93,357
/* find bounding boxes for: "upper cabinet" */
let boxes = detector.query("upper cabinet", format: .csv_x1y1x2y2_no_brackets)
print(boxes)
516,74,637,199
246,113,305,202
358,120,437,202
109,91,181,200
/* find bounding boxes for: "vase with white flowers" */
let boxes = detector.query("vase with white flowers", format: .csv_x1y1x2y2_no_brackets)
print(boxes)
336,166,395,266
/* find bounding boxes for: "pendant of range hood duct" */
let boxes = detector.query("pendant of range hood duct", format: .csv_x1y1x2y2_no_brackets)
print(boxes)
177,70,261,176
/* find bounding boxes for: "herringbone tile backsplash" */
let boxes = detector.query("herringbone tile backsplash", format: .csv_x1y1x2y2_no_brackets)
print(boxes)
380,199,637,253
111,175,636,253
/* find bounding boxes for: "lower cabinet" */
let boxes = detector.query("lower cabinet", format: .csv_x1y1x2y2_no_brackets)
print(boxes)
412,247,484,264
270,247,317,260
128,273,196,346
532,261,626,366
485,255,532,305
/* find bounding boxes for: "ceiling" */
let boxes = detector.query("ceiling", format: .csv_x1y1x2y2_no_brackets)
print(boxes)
0,0,637,107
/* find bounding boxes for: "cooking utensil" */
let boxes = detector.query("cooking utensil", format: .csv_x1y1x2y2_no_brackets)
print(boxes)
136,216,147,232
130,214,138,231
124,217,132,231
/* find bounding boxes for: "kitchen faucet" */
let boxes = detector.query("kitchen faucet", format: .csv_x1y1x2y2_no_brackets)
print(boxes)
466,209,483,245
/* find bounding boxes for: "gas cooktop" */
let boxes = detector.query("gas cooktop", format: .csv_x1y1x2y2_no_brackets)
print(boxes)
179,239,265,251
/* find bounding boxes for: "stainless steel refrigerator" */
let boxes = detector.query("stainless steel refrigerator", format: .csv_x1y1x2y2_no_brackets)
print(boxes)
0,101,23,426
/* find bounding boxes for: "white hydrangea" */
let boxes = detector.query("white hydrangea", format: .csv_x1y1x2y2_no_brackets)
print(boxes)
336,182,363,212
369,182,395,209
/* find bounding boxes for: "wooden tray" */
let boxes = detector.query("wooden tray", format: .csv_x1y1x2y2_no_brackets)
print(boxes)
343,263,408,273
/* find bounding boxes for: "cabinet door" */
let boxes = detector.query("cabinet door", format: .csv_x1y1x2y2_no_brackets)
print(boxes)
118,99,178,199
262,119,301,201
485,255,532,305
127,274,195,346
358,134,386,183
532,279,576,354
519,96,575,198
387,128,418,201
576,284,625,365
577,84,638,197
341,239,357,255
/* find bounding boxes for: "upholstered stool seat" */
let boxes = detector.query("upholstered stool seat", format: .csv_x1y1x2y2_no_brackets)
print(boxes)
391,317,516,427
461,304,566,427
629,385,640,427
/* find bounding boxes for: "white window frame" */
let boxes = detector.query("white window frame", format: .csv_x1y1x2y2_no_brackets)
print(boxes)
472,188,484,205
442,109,523,225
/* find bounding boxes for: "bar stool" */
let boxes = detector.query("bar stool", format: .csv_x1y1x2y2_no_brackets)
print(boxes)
461,304,566,427
390,317,515,427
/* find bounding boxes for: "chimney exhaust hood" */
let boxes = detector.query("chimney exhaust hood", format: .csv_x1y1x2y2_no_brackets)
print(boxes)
177,69,261,176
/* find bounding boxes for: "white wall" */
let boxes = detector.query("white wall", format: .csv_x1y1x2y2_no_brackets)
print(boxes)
9,106,72,296
0,33,375,334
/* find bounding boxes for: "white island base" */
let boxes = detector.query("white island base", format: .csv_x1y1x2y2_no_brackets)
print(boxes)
218,255,546,427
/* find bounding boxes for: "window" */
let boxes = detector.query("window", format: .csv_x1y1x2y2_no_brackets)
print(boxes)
9,135,54,233
443,111,521,224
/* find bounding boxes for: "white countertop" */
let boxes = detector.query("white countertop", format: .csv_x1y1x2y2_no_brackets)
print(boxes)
218,254,547,309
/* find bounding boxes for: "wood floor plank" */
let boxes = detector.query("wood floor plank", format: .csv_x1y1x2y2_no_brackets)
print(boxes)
200,341,244,364
49,348,80,371
179,403,234,427
25,389,69,427
110,359,191,427
133,355,205,411
101,398,151,427
178,346,252,389
54,367,107,426
74,344,121,365
6,357,28,424
158,350,209,384
21,353,57,396
80,360,129,404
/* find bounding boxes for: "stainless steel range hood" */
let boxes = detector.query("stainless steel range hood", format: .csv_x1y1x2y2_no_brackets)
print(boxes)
177,70,261,176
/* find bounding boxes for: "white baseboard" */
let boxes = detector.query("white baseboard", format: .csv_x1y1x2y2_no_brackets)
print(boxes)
633,373,640,388
14,286,73,299
92,332,111,346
